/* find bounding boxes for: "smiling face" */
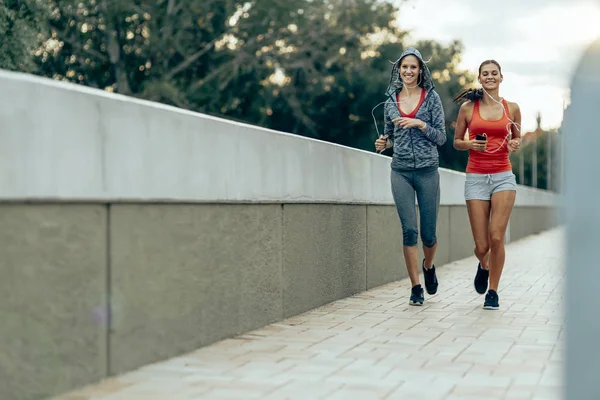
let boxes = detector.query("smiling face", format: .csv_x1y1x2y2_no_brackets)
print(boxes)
399,55,421,87
478,60,503,90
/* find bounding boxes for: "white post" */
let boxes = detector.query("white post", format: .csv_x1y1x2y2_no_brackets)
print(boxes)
547,131,552,191
532,136,537,188
532,112,540,188
519,152,525,185
564,37,600,399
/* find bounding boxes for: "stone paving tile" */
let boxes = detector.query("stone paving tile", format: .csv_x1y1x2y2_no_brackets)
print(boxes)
55,228,564,400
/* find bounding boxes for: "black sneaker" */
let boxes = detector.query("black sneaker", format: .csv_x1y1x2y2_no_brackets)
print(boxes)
422,259,438,295
483,290,499,310
409,284,424,306
474,263,489,294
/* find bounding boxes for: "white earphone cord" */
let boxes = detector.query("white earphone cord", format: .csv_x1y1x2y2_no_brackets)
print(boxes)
371,78,422,151
371,78,521,154
479,87,521,154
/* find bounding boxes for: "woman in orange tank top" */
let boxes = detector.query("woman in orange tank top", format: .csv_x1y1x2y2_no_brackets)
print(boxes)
452,60,522,310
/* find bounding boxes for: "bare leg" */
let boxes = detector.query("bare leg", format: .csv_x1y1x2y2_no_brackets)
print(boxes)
423,242,437,268
466,200,492,268
488,190,516,291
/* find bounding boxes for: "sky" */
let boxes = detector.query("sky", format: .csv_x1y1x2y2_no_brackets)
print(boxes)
396,0,600,132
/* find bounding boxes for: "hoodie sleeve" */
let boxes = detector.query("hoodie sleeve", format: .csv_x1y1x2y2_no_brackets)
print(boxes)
383,102,395,140
422,91,447,146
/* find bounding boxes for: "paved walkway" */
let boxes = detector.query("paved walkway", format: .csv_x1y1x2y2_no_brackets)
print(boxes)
58,228,564,400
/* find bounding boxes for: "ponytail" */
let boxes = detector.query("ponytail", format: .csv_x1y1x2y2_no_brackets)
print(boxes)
454,59,502,104
453,88,484,104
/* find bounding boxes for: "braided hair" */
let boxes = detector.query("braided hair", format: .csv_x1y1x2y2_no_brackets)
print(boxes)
453,60,502,104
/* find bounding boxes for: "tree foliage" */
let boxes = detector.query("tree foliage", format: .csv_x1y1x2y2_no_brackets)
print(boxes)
0,0,45,72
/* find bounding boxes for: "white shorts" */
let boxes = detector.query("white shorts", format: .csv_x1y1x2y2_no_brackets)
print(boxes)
464,171,517,201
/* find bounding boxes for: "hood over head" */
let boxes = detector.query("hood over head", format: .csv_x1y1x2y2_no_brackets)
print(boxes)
385,47,434,98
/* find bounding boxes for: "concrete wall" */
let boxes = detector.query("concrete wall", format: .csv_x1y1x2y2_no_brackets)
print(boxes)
0,203,558,400
0,205,107,400
0,69,555,208
0,70,559,400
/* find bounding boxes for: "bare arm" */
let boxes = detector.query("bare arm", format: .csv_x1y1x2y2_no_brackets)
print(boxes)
453,103,471,151
453,102,486,152
507,102,522,152
510,103,522,139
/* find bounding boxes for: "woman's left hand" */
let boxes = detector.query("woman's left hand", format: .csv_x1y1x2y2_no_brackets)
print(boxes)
394,117,426,131
507,139,521,152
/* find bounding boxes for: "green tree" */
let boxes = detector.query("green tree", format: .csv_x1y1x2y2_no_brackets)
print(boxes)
511,131,560,191
6,0,476,172
34,0,241,102
0,0,45,73
254,0,409,141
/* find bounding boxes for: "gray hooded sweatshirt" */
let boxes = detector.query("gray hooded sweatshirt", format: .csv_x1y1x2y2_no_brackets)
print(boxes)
384,47,447,171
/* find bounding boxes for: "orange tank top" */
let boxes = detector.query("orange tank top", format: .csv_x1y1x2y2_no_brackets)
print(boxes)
466,99,513,174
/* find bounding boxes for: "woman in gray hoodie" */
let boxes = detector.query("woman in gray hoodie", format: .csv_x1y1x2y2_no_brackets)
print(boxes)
374,47,447,306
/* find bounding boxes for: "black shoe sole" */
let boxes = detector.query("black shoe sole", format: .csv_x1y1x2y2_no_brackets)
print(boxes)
425,287,437,295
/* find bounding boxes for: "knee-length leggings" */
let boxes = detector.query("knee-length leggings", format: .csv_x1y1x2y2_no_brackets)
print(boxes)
390,167,440,247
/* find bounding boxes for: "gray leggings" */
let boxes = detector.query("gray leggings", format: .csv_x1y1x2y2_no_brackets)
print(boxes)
390,167,440,247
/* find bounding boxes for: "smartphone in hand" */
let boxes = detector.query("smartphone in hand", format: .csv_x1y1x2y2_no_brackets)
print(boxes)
378,134,389,153
475,134,487,141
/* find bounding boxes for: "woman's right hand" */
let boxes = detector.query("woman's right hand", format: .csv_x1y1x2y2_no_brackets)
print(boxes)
470,140,487,152
375,136,390,152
